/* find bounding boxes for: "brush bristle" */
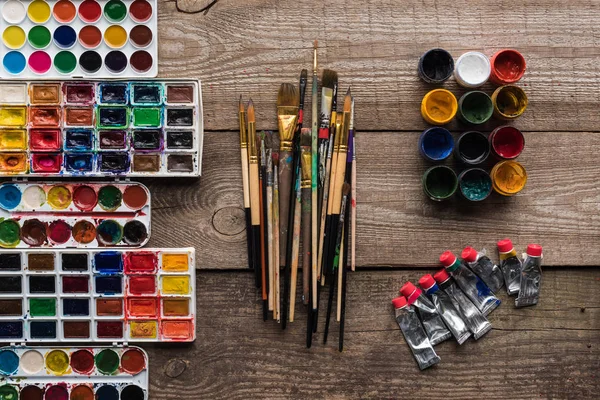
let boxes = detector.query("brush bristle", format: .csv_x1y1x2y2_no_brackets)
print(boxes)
277,83,299,107
322,69,338,89
264,131,273,149
247,99,255,122
343,88,352,113
301,69,307,79
272,149,279,166
342,182,351,197
300,128,311,147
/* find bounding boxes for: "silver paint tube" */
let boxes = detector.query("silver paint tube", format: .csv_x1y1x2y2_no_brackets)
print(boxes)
400,281,451,346
462,246,504,293
392,296,440,370
497,238,522,295
418,274,471,345
441,251,501,316
434,269,491,340
515,244,543,308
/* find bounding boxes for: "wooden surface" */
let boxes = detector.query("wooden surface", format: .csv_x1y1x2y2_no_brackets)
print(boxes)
144,0,600,397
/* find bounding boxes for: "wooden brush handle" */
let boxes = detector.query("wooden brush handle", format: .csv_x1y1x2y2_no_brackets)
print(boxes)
289,191,301,321
332,152,347,214
301,187,311,305
249,163,261,224
278,149,293,266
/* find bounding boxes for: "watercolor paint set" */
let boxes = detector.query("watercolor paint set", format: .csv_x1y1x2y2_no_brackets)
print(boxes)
0,248,196,342
0,0,158,78
0,182,151,248
0,345,148,399
0,79,203,177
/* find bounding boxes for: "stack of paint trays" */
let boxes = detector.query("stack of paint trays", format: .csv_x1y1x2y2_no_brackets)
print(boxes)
0,182,151,248
1,0,158,77
0,79,203,176
0,346,149,399
417,48,528,201
0,248,196,342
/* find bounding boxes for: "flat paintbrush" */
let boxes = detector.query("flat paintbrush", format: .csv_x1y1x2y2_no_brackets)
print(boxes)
299,128,312,307
277,83,300,328
265,133,274,312
247,100,262,301
317,70,337,219
259,132,268,321
350,98,356,272
272,136,281,322
239,97,253,276
324,183,350,344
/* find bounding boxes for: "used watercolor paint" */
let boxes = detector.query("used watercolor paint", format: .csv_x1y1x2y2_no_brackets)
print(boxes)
0,0,158,78
0,80,202,177
0,346,149,399
0,182,151,248
0,248,195,342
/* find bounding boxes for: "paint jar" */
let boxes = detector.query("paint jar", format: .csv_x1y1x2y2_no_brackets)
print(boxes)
454,51,491,88
491,160,527,196
422,165,458,201
418,48,454,84
418,127,454,162
420,89,457,125
454,131,489,165
489,125,525,159
492,85,528,119
457,91,493,125
489,49,526,85
458,168,492,201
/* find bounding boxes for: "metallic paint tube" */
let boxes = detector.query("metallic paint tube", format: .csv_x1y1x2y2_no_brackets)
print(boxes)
400,281,451,346
497,238,522,295
515,244,543,308
462,246,504,294
392,296,440,370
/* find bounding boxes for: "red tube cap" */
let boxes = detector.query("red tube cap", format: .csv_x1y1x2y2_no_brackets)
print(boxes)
400,281,417,297
433,268,450,284
497,238,513,253
392,296,407,309
461,246,478,263
527,244,542,257
440,250,457,267
419,274,436,291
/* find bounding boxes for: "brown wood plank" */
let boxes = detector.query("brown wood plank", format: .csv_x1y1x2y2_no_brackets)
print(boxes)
146,269,600,399
158,0,600,132
144,130,600,268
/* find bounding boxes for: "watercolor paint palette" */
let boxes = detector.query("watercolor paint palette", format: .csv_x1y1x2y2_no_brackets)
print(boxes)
0,248,196,342
0,345,148,399
0,79,203,177
0,182,151,248
0,0,158,78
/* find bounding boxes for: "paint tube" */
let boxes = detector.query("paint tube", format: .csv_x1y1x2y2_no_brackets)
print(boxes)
418,275,471,345
461,246,504,293
440,251,501,316
497,238,522,295
433,269,491,340
400,282,451,346
392,296,440,370
515,244,543,307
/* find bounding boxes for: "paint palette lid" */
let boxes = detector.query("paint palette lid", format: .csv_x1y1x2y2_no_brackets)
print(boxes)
0,0,158,78
0,345,149,399
0,181,151,248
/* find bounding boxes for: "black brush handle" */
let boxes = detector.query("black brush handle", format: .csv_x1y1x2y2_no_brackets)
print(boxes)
326,216,340,277
339,264,347,352
245,208,252,270
252,225,261,289
323,263,336,344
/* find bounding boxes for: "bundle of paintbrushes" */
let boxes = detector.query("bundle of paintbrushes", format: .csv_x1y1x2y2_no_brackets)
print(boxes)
237,42,357,351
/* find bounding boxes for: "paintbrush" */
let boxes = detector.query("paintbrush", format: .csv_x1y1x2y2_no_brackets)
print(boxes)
259,132,268,320
247,100,262,298
326,89,352,279
324,183,350,344
339,99,353,321
350,98,356,272
272,135,281,322
318,70,338,218
300,128,312,307
277,83,300,328
310,41,319,333
239,96,253,275
288,166,302,322
339,177,352,352
265,133,274,312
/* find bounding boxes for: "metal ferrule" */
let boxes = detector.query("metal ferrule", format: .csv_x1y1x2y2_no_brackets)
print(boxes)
300,148,312,189
239,111,247,148
248,122,258,163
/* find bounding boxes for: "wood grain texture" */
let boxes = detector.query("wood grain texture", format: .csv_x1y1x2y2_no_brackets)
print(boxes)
159,0,600,132
146,269,600,399
144,130,600,268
